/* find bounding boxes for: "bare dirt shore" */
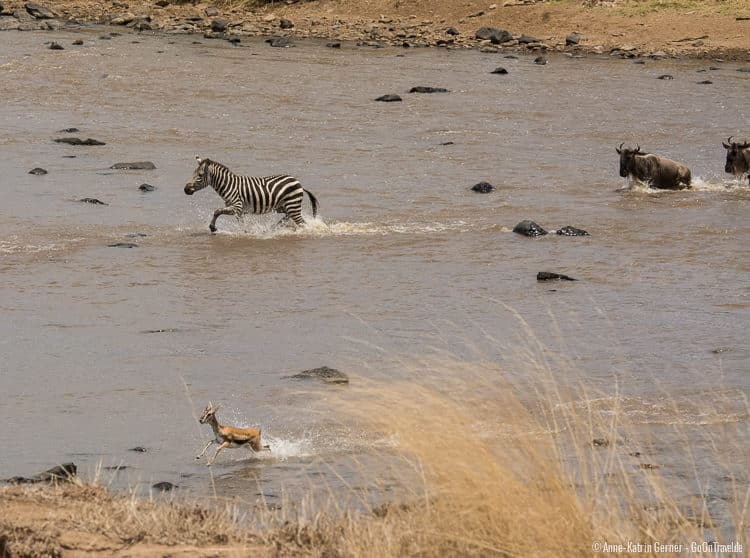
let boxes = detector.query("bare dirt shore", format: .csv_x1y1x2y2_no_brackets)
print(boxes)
1,0,748,59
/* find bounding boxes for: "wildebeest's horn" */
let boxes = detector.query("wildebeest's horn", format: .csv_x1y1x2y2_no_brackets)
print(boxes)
635,144,640,153
616,142,624,153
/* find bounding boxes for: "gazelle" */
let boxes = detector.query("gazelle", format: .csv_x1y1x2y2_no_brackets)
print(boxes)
195,402,270,465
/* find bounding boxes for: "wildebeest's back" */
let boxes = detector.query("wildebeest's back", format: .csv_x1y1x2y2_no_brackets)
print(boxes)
634,154,691,190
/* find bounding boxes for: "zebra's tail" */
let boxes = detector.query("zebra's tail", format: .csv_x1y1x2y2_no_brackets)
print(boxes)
304,189,319,218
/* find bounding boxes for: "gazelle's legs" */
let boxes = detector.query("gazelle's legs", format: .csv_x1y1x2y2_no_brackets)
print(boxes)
196,439,213,460
207,440,230,465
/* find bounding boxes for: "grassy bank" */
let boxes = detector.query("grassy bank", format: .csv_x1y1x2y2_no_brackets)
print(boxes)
2,359,747,557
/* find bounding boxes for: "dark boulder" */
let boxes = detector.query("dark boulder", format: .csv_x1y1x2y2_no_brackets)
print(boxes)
210,18,227,32
537,271,577,281
138,183,156,192
108,242,138,248
697,80,712,84
475,27,512,44
6,463,77,484
566,32,581,45
737,67,750,73
110,161,156,170
129,446,148,452
491,67,508,74
446,26,459,36
152,481,177,491
58,127,79,133
289,366,349,384
592,438,610,447
556,225,589,236
279,18,293,29
375,94,402,102
103,465,129,471
409,86,449,93
471,181,494,193
72,39,83,45
266,36,293,48
518,34,540,44
54,137,105,146
534,56,547,65
79,198,107,205
657,74,674,80
513,220,548,237
326,41,342,48
48,41,64,50
25,2,56,19
28,167,47,175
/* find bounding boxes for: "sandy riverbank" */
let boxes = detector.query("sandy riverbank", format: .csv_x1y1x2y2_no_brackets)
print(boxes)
1,0,749,59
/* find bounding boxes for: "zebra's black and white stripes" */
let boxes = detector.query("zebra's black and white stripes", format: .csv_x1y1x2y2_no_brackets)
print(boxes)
184,157,319,232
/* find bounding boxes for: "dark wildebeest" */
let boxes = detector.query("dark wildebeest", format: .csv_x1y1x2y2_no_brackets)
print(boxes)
722,136,750,183
616,144,691,190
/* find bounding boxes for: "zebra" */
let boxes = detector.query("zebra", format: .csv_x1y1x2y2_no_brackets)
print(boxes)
184,156,319,232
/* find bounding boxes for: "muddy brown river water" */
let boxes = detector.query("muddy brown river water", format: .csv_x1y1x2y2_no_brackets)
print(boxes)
0,27,748,527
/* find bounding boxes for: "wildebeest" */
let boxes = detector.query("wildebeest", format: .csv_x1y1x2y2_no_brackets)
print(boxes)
616,144,691,190
722,136,750,182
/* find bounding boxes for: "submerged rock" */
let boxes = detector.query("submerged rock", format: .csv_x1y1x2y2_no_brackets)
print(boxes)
556,225,589,236
54,137,106,146
326,41,342,48
28,167,47,175
657,74,674,80
513,220,548,237
57,127,79,133
129,446,148,452
152,481,177,491
409,86,449,93
6,463,77,484
289,366,349,384
108,242,138,248
534,56,547,65
138,183,156,192
48,41,64,50
537,271,577,282
471,181,494,193
79,198,108,205
375,94,402,102
110,161,156,170
491,67,508,74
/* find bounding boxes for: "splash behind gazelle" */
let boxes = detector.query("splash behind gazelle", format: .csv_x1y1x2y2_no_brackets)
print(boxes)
196,402,270,465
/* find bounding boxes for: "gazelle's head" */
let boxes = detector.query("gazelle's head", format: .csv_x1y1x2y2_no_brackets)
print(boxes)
199,402,219,424
185,156,211,195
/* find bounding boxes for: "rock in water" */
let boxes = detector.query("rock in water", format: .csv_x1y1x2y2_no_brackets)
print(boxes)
108,242,138,248
6,463,77,484
375,94,402,102
266,36,293,48
491,67,508,74
534,56,547,65
537,271,577,281
79,198,107,205
152,481,177,491
556,225,589,236
48,41,64,50
289,366,349,384
54,137,106,146
110,161,156,170
409,86,449,93
28,167,47,175
471,181,494,193
138,183,156,192
513,220,548,237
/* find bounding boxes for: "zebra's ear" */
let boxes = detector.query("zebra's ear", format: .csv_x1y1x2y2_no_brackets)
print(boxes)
195,155,203,164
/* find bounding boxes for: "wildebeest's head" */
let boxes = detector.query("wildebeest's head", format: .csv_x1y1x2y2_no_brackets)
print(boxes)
616,143,641,178
184,156,211,195
722,137,750,175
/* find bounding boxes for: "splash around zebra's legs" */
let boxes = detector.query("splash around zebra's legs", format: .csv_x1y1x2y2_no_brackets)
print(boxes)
209,206,239,233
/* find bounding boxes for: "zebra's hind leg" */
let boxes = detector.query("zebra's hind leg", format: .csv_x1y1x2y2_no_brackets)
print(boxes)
272,215,293,230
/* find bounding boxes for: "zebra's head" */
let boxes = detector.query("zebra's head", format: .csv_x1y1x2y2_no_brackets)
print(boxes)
184,156,211,195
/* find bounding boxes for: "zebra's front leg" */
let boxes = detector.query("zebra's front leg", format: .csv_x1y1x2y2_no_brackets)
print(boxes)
209,205,241,233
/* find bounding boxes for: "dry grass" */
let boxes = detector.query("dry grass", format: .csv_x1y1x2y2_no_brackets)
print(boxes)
2,357,748,557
